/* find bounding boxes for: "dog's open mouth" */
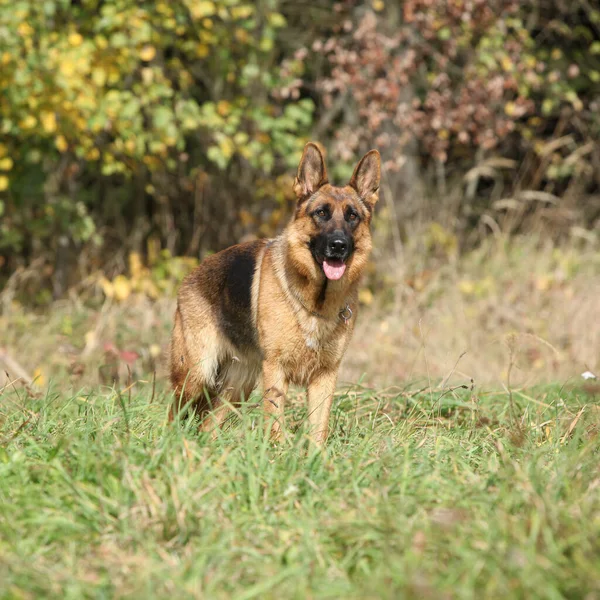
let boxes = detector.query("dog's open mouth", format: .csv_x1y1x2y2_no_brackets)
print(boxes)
322,258,346,280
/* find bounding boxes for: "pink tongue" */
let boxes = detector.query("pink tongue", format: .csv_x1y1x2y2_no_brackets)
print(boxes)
322,259,346,280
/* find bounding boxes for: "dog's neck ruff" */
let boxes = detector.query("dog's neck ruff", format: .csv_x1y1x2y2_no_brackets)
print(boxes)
289,287,353,324
267,238,353,325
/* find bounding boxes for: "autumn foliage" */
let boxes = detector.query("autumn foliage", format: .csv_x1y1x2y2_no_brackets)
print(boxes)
1,0,599,299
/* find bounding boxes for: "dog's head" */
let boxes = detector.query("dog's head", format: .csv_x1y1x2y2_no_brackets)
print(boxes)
286,142,380,284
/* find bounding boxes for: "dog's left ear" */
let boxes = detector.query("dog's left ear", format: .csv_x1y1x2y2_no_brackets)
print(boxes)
349,150,381,210
293,142,328,201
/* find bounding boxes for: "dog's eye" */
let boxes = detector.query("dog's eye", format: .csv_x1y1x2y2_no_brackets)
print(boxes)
348,213,357,221
316,209,327,218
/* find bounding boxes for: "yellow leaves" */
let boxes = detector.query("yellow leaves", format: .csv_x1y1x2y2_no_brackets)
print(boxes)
110,275,132,301
458,279,476,295
217,100,231,117
459,276,495,298
1,52,11,66
200,30,216,44
142,155,160,168
359,288,374,306
149,344,162,359
17,22,34,37
425,222,457,259
140,279,160,299
0,144,7,158
196,43,210,58
0,176,9,192
107,66,121,86
60,58,76,77
84,330,97,354
148,140,167,155
85,148,100,161
55,135,68,152
532,357,545,370
15,8,29,21
140,67,154,86
19,115,37,130
259,37,274,52
238,144,252,159
500,55,513,72
99,277,114,298
95,35,108,49
219,137,234,160
129,252,143,279
139,45,156,62
504,101,516,117
565,90,583,112
156,2,172,16
68,32,83,47
267,12,286,28
535,275,553,291
0,157,13,171
40,112,57,133
372,0,385,11
230,5,254,19
92,67,107,87
99,250,196,302
190,1,216,19
235,28,250,44
32,367,46,387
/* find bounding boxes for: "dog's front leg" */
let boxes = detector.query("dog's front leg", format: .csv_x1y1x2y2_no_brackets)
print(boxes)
307,370,338,447
262,361,288,441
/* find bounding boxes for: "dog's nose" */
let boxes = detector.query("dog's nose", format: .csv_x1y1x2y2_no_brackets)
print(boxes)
328,238,347,255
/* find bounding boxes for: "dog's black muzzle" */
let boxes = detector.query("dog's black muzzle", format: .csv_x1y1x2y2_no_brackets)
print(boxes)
323,230,353,262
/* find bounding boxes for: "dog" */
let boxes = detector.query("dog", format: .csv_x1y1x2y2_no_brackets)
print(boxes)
169,142,380,445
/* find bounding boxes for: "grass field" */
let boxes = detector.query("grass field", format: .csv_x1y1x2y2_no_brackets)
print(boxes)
1,381,599,599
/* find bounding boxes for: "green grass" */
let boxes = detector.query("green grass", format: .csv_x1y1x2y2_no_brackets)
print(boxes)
1,381,599,599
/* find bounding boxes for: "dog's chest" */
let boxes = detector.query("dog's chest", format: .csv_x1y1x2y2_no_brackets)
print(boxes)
301,316,338,351
303,317,321,350
278,316,344,385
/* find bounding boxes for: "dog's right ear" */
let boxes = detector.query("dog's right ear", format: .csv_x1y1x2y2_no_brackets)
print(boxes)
293,142,328,201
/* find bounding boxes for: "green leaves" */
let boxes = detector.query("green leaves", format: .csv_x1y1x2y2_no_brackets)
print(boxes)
0,0,312,262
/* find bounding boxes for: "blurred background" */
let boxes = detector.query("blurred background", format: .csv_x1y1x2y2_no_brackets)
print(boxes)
1,0,599,390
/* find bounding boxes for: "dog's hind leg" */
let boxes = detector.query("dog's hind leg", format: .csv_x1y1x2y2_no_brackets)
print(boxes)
200,361,259,436
262,361,289,442
169,305,221,422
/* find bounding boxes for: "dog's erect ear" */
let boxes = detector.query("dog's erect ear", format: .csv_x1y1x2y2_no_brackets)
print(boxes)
293,142,328,201
349,149,381,210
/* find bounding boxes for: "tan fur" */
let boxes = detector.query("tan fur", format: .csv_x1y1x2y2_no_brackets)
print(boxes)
169,143,380,445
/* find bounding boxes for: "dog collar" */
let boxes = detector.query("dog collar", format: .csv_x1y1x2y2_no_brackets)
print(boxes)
291,288,352,324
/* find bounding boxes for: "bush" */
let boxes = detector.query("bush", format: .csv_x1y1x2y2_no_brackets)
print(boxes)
0,0,314,294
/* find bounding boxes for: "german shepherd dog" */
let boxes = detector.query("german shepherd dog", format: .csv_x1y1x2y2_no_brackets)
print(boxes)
169,143,380,445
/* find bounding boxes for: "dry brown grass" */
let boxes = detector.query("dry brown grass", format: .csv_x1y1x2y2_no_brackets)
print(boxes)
1,233,598,393
343,233,599,389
